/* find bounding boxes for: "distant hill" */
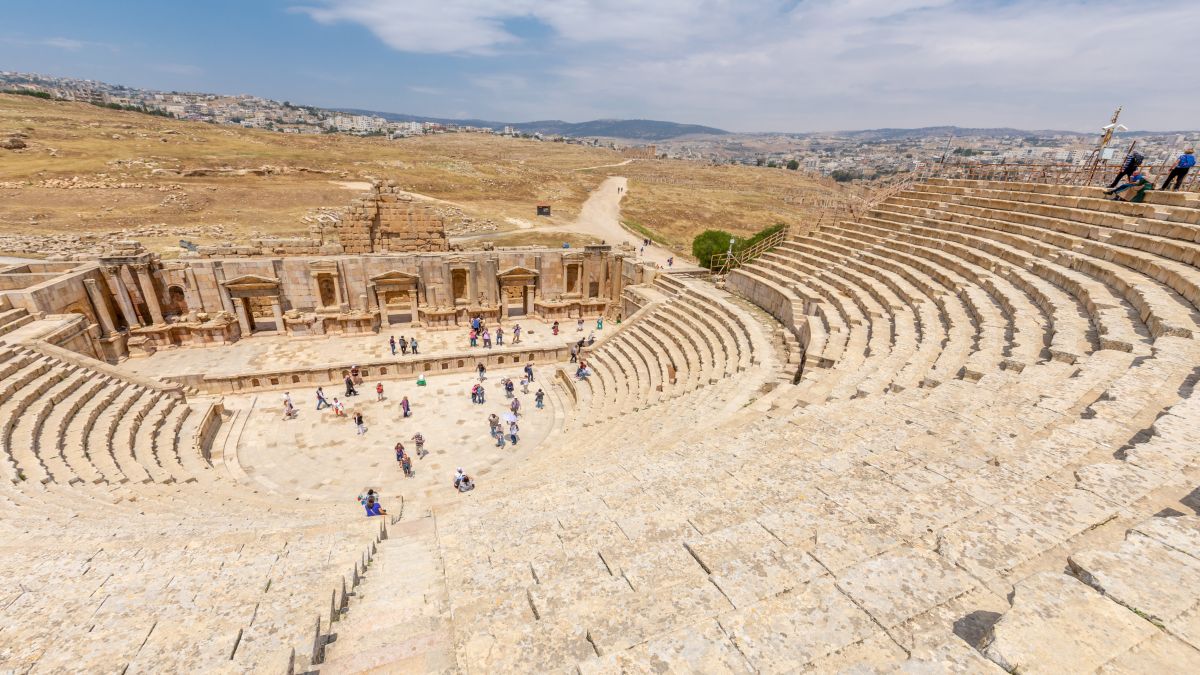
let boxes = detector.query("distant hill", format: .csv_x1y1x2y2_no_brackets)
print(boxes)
337,109,728,141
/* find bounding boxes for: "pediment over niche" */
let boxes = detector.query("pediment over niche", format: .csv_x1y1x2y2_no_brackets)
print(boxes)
497,265,539,278
370,269,420,285
222,274,281,290
308,260,339,272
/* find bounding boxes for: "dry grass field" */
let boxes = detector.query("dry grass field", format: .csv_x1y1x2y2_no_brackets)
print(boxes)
0,93,857,258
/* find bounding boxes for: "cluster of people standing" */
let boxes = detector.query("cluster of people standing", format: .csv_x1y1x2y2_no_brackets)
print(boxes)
467,315,522,349
1106,148,1195,203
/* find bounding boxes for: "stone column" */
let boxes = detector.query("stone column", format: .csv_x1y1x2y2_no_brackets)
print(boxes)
84,278,118,336
409,288,420,326
233,297,252,335
370,283,388,328
105,265,141,329
271,298,284,333
134,264,165,325
213,264,235,314
184,266,205,313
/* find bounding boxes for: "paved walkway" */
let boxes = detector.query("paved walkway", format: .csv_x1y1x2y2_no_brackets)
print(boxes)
227,365,560,507
119,318,603,378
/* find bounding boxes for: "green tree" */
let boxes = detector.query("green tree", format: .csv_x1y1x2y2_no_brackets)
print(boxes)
786,159,800,170
692,229,735,270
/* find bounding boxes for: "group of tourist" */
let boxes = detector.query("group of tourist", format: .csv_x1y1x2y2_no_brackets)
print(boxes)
466,315,523,349
388,334,419,356
1106,148,1195,202
394,432,426,478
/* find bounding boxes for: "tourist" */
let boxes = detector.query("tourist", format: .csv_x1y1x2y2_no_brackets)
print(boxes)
482,328,492,349
1107,150,1145,188
471,316,481,332
524,363,534,383
469,328,478,347
409,337,418,354
411,432,426,458
389,335,397,356
508,420,519,445
488,413,501,434
535,389,545,409
570,345,578,363
1106,169,1154,203
282,395,297,420
513,324,522,344
316,387,330,410
477,382,486,403
395,443,413,477
520,375,530,394
510,397,521,416
577,318,584,332
365,497,386,517
552,320,559,336
505,378,515,398
354,411,366,435
597,316,604,330
1161,148,1195,191
376,382,384,401
470,383,480,404
351,365,361,382
399,335,408,355
400,395,411,418
401,453,413,478
587,332,595,346
333,397,345,416
477,363,487,381
496,326,504,345
454,468,474,492
492,425,506,448
344,374,358,397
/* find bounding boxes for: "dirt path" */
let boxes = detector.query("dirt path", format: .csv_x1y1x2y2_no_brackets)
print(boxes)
572,158,636,171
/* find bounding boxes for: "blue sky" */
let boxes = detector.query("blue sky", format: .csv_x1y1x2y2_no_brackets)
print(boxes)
2,0,1197,132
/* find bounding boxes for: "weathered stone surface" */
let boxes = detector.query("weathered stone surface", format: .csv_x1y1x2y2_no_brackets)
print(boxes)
982,572,1157,673
837,548,976,629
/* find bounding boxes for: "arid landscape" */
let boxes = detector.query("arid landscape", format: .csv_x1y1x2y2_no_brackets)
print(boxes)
0,93,859,259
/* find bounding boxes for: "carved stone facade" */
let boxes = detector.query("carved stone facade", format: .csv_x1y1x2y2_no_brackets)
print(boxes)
0,240,628,362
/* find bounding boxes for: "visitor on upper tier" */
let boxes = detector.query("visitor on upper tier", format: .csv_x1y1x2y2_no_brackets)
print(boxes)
513,324,522,344
316,387,330,410
535,389,545,409
552,320,559,336
1108,150,1145,188
376,382,384,401
409,337,418,354
524,363,534,382
1161,148,1195,191
469,329,478,347
496,326,504,345
1106,169,1154,203
400,335,408,355
389,335,397,356
344,374,358,397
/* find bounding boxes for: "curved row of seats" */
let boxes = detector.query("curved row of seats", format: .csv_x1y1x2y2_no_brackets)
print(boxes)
563,275,772,429
0,345,214,491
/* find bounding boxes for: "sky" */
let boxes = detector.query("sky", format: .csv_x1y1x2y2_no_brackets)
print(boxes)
1,0,1196,133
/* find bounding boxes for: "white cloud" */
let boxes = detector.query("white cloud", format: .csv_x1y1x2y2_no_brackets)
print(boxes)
296,0,1200,130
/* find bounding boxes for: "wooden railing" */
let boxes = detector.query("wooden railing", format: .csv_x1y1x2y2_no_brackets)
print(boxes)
709,225,793,276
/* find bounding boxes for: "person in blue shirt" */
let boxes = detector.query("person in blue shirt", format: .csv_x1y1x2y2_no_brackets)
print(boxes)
1161,149,1195,191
